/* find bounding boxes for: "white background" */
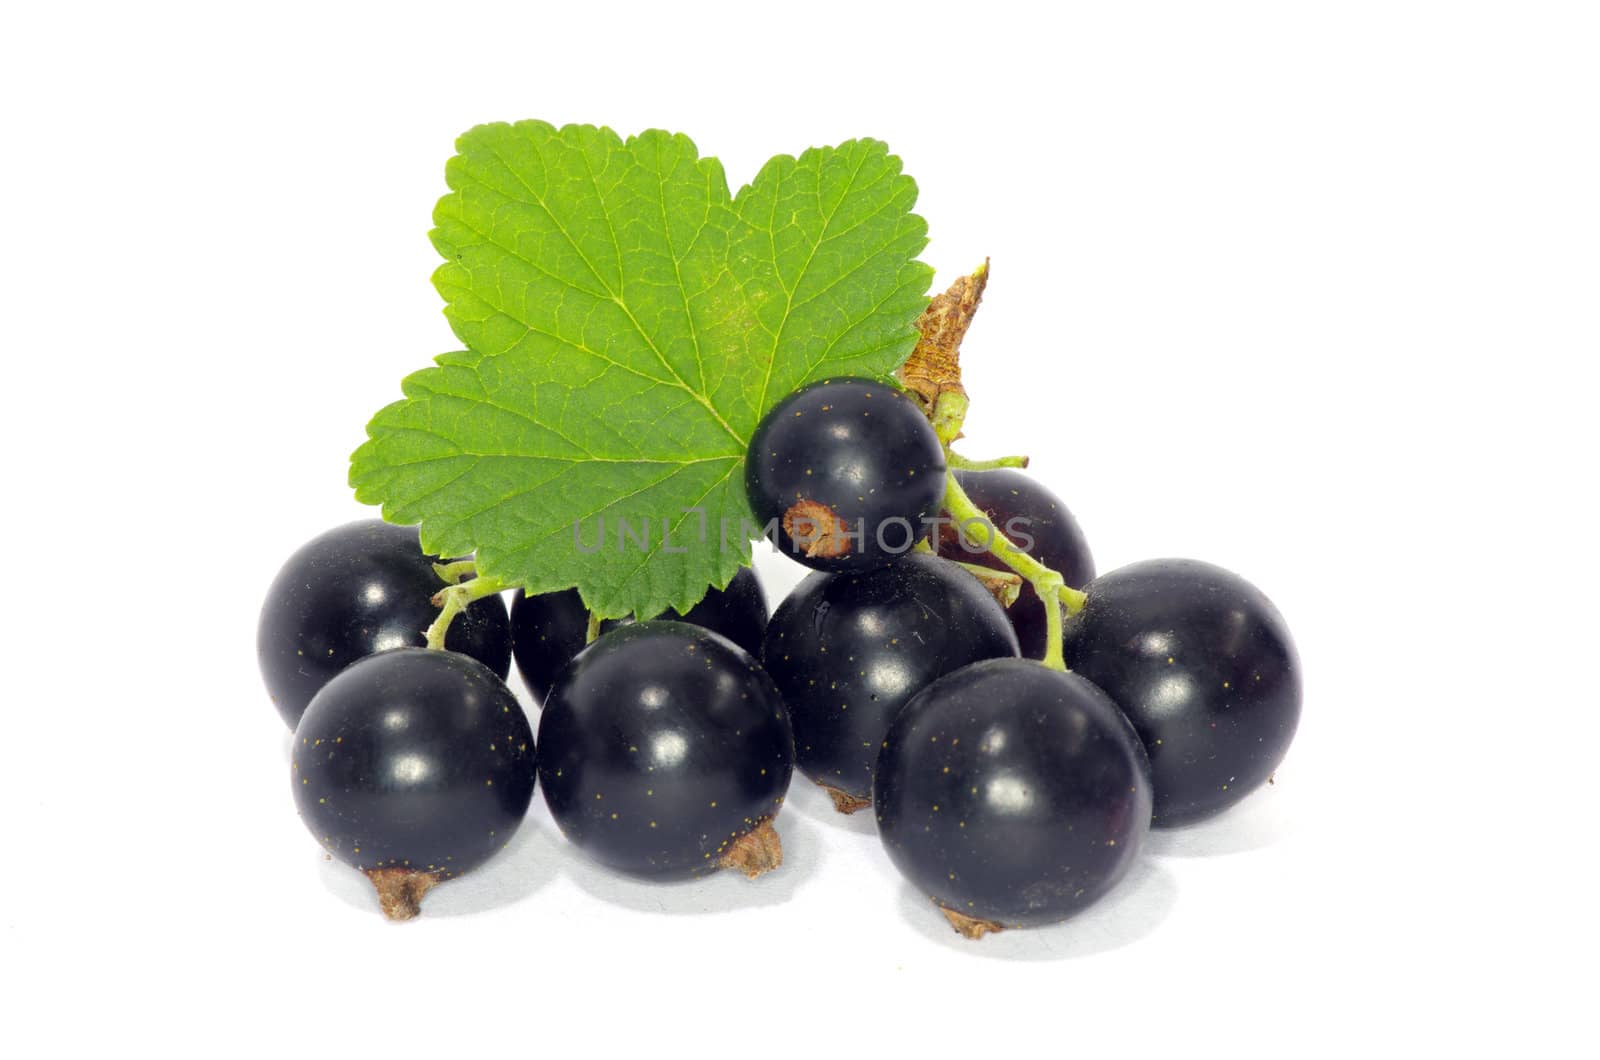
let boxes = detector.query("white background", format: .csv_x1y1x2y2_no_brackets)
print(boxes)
3,1,1595,1054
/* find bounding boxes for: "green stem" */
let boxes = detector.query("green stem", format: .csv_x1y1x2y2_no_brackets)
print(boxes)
425,575,510,650
929,391,970,448
948,451,1030,471
585,610,601,645
942,472,1085,670
432,558,478,584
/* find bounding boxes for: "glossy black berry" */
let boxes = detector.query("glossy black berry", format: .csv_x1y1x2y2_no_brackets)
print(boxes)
509,588,588,703
745,378,946,571
258,520,511,729
1062,559,1301,826
511,568,769,703
873,659,1152,937
601,566,769,657
292,648,537,919
537,622,795,880
936,468,1095,659
763,552,1019,812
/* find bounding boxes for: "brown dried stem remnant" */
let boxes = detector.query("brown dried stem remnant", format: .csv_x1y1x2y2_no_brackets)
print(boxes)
940,905,1005,940
719,819,784,879
365,868,442,921
783,499,853,560
953,564,1023,610
899,260,989,418
819,782,872,815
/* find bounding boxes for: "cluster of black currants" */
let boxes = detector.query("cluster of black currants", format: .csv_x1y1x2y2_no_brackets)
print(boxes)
747,379,1300,937
259,524,789,920
259,377,1300,937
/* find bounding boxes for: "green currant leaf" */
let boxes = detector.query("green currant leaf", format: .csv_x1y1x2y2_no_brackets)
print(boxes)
350,122,933,618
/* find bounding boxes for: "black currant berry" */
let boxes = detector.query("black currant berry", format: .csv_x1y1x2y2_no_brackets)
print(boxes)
745,378,946,571
936,468,1095,659
258,520,511,729
763,552,1019,813
601,566,768,657
873,659,1152,938
511,568,768,702
292,648,537,920
1062,559,1301,826
509,588,588,703
537,622,794,880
